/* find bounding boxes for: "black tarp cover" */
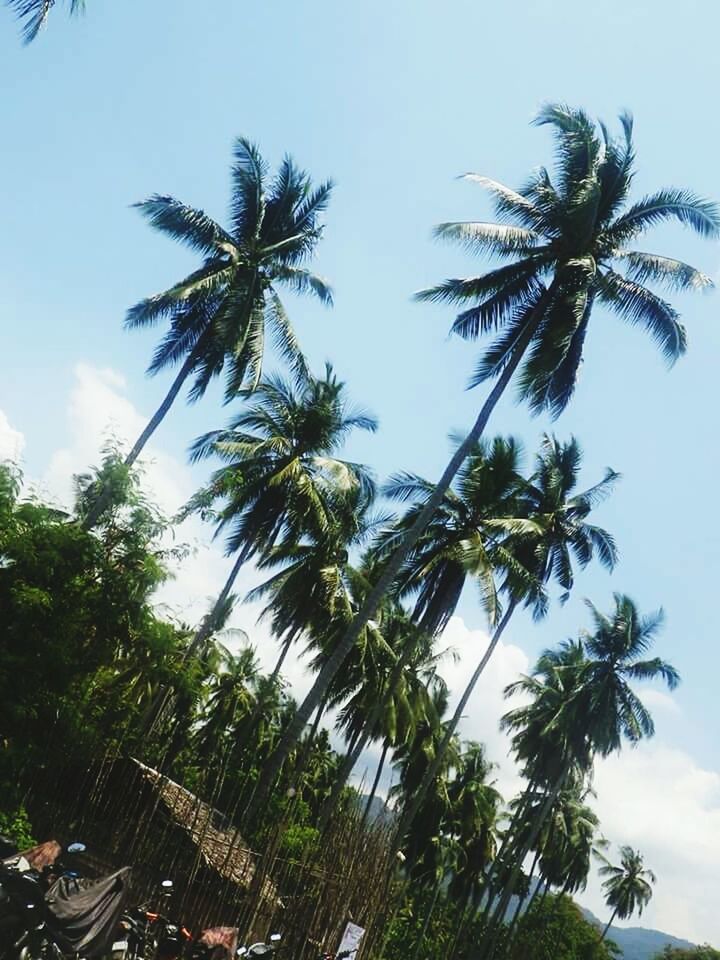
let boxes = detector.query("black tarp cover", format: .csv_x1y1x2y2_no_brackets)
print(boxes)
45,867,131,956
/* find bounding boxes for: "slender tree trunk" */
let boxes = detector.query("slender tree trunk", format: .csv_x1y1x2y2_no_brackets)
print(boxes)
362,741,389,826
449,901,472,960
599,907,618,943
242,298,550,828
83,338,207,531
187,548,249,659
478,760,571,960
393,604,516,847
504,849,541,954
478,782,538,927
412,877,443,960
479,758,572,960
318,647,412,829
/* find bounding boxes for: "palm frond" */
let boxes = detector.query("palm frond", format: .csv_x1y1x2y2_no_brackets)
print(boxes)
432,221,541,256
616,252,713,291
609,188,720,242
133,196,234,256
460,174,545,230
598,269,686,362
7,0,83,43
266,291,309,386
230,137,268,239
274,265,334,305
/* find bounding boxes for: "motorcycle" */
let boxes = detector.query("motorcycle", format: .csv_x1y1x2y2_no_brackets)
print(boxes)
110,881,192,960
0,842,131,960
237,934,281,959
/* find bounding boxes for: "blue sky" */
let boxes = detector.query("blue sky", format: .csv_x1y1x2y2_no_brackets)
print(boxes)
2,0,720,943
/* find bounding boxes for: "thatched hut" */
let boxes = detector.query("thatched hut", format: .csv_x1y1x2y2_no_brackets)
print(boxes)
30,757,281,937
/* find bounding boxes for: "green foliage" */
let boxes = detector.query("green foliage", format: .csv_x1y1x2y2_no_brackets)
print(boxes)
279,823,320,860
511,895,617,960
0,805,36,850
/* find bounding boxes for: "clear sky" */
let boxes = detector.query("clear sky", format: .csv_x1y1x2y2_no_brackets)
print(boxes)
2,0,720,945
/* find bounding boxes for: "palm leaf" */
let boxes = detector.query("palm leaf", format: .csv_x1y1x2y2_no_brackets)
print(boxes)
598,269,687,362
133,196,234,256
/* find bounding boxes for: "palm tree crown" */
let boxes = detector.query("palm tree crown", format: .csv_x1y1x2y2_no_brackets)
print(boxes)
184,365,377,647
130,139,333,404
600,845,656,934
418,104,719,417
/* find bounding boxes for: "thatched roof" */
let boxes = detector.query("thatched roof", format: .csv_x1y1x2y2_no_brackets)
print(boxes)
131,759,280,907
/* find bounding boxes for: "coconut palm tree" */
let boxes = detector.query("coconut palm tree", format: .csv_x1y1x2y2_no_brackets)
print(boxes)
5,0,83,43
482,596,678,959
83,140,333,530
374,436,534,635
390,434,617,852
183,365,376,654
599,845,656,941
246,104,714,820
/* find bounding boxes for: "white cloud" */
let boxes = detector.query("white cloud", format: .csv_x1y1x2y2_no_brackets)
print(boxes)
438,616,529,796
0,410,25,463
17,362,720,947
580,743,720,944
43,362,189,513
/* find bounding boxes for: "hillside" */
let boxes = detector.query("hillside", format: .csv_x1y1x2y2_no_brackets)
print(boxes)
581,908,696,960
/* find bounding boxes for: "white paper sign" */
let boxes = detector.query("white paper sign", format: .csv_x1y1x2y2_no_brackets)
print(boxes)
337,922,365,960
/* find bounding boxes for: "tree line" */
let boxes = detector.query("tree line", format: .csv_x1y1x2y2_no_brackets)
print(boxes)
2,100,718,959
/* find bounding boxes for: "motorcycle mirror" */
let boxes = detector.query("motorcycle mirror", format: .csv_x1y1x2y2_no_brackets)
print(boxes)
270,936,281,943
67,843,86,854
160,880,174,889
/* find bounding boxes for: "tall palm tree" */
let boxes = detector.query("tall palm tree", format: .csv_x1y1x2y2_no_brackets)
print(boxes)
246,105,716,819
390,434,617,850
6,0,83,43
599,845,656,941
84,140,333,530
482,596,678,958
183,366,376,654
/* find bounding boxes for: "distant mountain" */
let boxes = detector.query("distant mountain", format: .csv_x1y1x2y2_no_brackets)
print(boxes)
581,907,696,960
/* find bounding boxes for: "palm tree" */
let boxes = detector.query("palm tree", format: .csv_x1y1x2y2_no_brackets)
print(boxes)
84,140,332,529
6,0,83,43
193,644,260,762
482,595,678,958
184,365,377,653
390,434,617,850
374,436,534,635
599,845,656,941
246,104,716,819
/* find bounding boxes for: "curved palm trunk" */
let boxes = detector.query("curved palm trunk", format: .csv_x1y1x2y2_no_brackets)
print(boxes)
393,604,516,848
187,548,249,659
504,849,541,953
362,741,389,826
412,877,443,960
242,298,550,827
599,908,618,943
480,758,572,960
83,337,208,531
318,649,412,830
478,782,537,926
